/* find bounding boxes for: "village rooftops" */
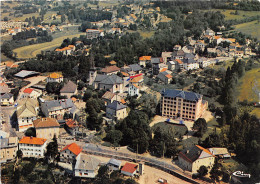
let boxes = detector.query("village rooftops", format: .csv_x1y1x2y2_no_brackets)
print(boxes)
75,153,101,170
102,91,115,100
65,119,78,128
139,56,151,61
23,88,34,94
101,65,120,73
49,72,63,79
121,162,138,174
161,89,202,102
178,145,215,163
14,70,39,78
60,80,77,93
151,57,163,64
33,117,60,128
126,64,142,72
108,158,122,167
0,93,13,99
107,100,127,111
95,74,123,85
43,99,74,112
19,137,47,145
61,143,82,156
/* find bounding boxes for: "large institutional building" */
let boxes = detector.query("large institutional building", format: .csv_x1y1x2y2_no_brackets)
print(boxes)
160,89,208,121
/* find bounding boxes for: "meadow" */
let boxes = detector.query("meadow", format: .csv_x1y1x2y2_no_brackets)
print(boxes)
13,32,86,58
234,20,260,40
207,9,260,20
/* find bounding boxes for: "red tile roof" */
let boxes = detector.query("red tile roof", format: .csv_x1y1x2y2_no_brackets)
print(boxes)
19,137,47,145
61,143,82,156
66,119,78,128
23,88,34,94
165,74,172,79
101,65,120,73
121,162,138,173
139,56,151,61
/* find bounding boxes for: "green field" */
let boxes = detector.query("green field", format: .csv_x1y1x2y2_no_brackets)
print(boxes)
234,20,260,40
13,32,86,58
207,9,260,20
237,68,260,118
127,29,155,38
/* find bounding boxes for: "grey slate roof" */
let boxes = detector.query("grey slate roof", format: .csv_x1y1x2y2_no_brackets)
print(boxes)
14,70,39,78
161,89,202,102
97,74,123,85
108,158,122,167
179,145,213,163
151,57,161,64
60,80,77,93
184,53,195,59
0,93,13,99
75,153,100,171
182,58,197,64
107,100,127,110
44,99,74,112
126,64,142,72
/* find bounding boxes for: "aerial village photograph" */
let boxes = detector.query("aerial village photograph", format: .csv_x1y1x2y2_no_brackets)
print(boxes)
0,0,259,183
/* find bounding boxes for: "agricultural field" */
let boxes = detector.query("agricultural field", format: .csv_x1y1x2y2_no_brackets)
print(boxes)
13,32,86,58
234,20,260,40
207,9,260,20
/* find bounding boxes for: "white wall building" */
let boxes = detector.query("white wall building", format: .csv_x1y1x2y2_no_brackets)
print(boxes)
19,137,47,158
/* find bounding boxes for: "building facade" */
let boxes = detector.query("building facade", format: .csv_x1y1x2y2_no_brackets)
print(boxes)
33,117,60,140
18,137,47,158
160,89,208,121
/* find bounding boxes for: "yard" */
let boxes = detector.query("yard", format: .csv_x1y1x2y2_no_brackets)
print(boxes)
234,20,260,40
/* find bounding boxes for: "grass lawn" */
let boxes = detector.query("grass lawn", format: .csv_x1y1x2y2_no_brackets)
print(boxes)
236,67,260,118
206,9,260,21
152,122,188,138
234,20,260,40
237,68,260,103
210,59,234,70
221,158,247,173
13,32,85,58
127,30,155,39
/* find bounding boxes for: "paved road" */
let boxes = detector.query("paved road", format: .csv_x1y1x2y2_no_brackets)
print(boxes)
83,143,202,184
0,106,17,137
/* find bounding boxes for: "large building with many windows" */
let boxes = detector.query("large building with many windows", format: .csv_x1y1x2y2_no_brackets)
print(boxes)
18,137,47,158
160,89,207,121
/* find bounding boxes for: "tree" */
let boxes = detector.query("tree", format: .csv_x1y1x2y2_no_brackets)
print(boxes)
16,150,23,159
25,127,36,137
192,118,207,137
210,159,222,182
45,135,58,163
105,130,123,146
61,14,66,23
197,165,208,177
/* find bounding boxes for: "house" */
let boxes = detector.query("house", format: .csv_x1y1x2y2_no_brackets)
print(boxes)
139,56,151,67
106,101,128,121
129,74,144,87
205,28,215,36
41,99,75,120
19,137,47,158
74,153,101,178
182,58,199,70
160,89,208,121
60,80,77,98
109,60,117,66
125,64,143,75
0,136,18,163
216,47,229,57
93,74,124,93
33,117,60,140
102,91,121,106
65,119,79,136
244,46,252,55
128,83,140,96
107,158,122,171
86,29,104,39
182,46,195,54
235,50,244,58
21,88,42,99
153,63,168,75
157,71,173,84
17,98,39,132
174,59,184,71
108,28,122,34
172,50,185,60
47,73,63,83
198,58,211,68
178,145,215,174
60,142,82,163
101,65,120,75
121,162,138,176
161,52,172,64
0,82,9,95
166,61,175,71
0,93,14,106
173,45,182,51
194,40,205,51
208,148,231,159
207,48,217,56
